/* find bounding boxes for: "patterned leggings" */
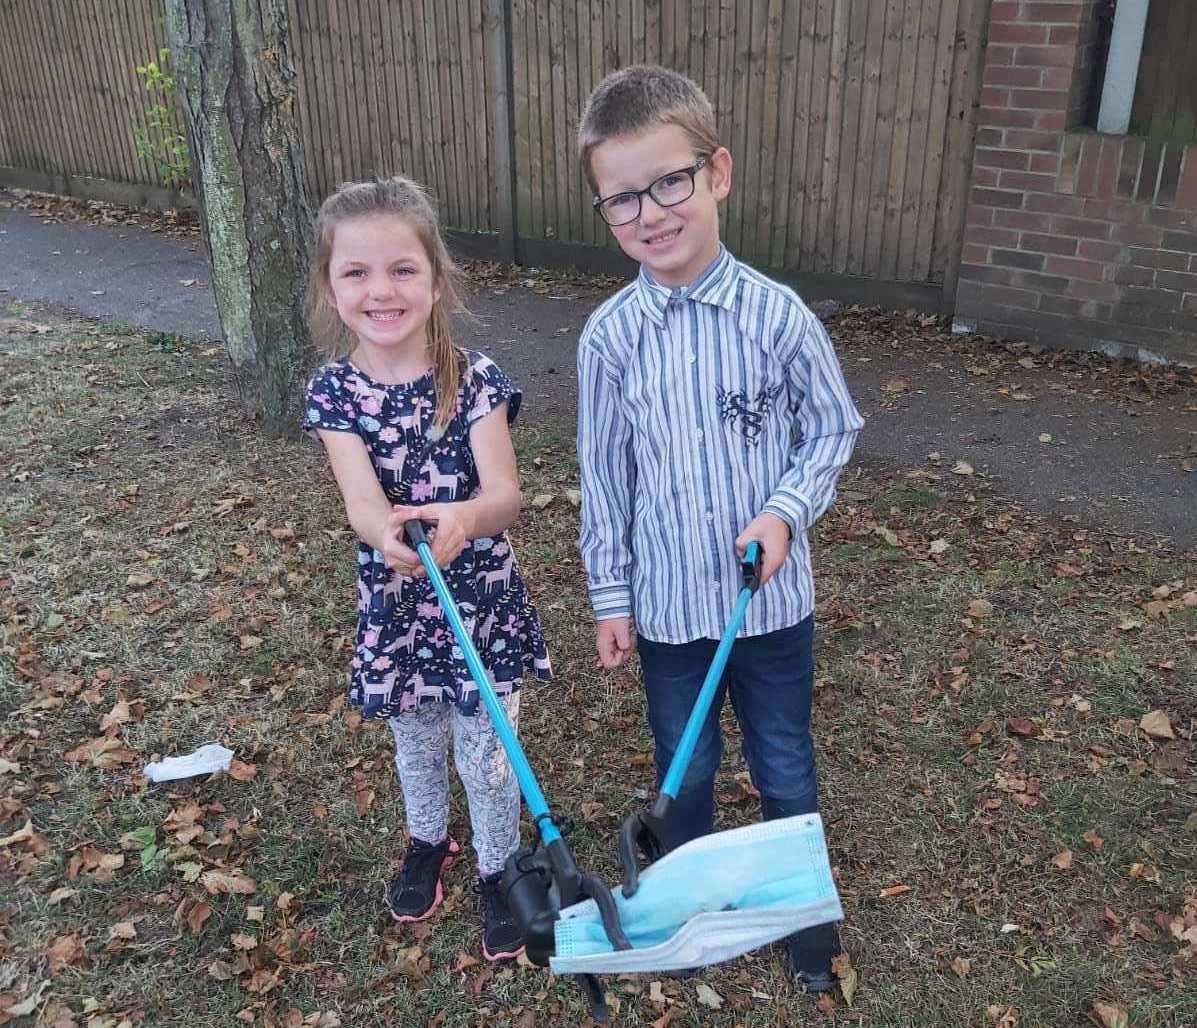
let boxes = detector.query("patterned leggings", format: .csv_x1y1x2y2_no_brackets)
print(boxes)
388,693,521,877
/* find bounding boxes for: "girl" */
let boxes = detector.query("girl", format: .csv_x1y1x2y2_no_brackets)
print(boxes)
302,177,551,962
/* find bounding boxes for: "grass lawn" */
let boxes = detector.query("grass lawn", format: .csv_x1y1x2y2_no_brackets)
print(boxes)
1,303,1194,1027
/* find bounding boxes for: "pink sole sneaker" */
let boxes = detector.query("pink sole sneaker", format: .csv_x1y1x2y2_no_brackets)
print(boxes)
389,837,460,923
482,943,526,963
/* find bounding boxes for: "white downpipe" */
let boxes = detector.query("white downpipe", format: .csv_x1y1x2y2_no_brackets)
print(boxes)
1096,0,1151,134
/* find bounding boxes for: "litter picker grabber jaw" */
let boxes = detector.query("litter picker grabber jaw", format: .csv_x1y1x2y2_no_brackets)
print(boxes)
402,521,628,1022
618,541,762,898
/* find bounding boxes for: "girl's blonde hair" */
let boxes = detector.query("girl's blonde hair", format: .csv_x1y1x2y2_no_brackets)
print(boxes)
306,176,467,429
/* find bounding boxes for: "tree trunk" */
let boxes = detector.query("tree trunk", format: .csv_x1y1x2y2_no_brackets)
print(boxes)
164,0,312,436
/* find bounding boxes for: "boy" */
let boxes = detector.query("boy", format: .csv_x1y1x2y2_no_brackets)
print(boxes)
574,65,863,991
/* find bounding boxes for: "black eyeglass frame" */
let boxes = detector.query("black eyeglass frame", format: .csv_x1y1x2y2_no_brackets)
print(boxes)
591,154,711,226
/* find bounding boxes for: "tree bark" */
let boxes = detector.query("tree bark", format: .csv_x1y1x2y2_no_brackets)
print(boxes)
164,0,312,436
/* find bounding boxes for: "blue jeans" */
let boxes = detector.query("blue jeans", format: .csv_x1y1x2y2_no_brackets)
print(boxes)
637,616,819,848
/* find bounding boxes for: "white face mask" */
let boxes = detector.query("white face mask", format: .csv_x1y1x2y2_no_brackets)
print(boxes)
549,812,843,975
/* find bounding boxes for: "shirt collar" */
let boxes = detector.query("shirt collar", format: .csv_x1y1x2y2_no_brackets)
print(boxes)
633,246,739,326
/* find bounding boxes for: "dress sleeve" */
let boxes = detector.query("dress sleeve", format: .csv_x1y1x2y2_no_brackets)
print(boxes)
464,352,521,427
302,364,359,437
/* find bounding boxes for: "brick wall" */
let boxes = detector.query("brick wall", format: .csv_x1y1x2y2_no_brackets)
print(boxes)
956,0,1197,364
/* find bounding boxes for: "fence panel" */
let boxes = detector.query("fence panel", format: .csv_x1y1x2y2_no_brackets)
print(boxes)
0,0,987,289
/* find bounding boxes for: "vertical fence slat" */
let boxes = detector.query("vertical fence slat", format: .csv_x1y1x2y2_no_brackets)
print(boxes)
864,0,904,277
755,0,783,267
912,0,959,283
897,0,939,281
846,0,884,276
879,0,918,281
512,0,533,237
815,0,848,274
769,0,800,268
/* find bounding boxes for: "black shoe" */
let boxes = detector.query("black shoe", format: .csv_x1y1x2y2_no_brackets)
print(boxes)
475,872,525,962
787,921,842,994
387,836,459,922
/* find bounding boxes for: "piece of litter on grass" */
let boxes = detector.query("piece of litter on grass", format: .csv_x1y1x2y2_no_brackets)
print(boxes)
143,743,234,783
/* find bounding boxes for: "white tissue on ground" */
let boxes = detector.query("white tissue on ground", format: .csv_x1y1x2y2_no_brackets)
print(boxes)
142,743,234,783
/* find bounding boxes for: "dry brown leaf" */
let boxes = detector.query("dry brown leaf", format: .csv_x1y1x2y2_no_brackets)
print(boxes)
200,869,257,895
188,900,212,935
45,933,86,975
950,956,971,977
1090,1002,1128,1028
966,599,993,618
879,884,912,899
1138,710,1174,739
231,932,258,950
63,736,138,768
1083,829,1104,850
109,921,137,941
227,759,258,781
693,982,723,1010
1052,849,1074,871
833,952,858,1005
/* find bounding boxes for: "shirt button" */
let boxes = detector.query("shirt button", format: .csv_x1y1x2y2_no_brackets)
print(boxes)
712,580,721,590
705,511,714,522
688,354,696,364
696,429,704,441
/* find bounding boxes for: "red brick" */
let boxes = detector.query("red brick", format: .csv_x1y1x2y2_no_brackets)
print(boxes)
1041,66,1074,90
1014,44,1080,68
1127,247,1190,271
966,207,995,229
1111,222,1165,247
1183,293,1197,316
1078,239,1125,262
976,282,1045,308
980,106,1041,130
962,243,991,265
1095,136,1121,199
985,64,1045,88
1156,270,1197,293
1000,170,1062,192
1021,231,1079,256
1036,110,1068,131
1012,89,1071,110
1045,255,1107,281
981,86,1011,108
993,248,1049,272
1026,191,1087,215
1023,3,1084,23
1048,24,1081,45
1162,230,1197,251
1030,152,1061,174
976,127,1006,147
990,0,1022,21
1083,197,1147,223
990,22,1051,45
1177,149,1197,211
975,147,1032,171
987,45,1016,66
965,225,1022,248
993,208,1053,232
975,166,1002,188
960,264,1020,286
1006,129,1067,152
1144,206,1197,231
1051,214,1112,239
1112,264,1156,288
971,187,1027,209
1067,278,1121,302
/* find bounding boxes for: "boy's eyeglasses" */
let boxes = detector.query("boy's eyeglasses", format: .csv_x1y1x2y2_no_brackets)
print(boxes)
592,155,710,227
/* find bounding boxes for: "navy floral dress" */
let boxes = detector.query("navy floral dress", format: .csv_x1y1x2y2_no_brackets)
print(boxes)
304,351,552,718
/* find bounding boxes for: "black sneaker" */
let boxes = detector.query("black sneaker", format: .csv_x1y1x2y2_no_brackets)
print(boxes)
387,836,459,922
475,872,525,962
787,921,842,994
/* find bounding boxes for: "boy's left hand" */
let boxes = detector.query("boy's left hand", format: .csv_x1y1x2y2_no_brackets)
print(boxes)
735,512,792,586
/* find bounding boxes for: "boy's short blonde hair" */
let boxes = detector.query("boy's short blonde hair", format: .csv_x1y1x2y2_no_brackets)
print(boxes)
578,65,720,193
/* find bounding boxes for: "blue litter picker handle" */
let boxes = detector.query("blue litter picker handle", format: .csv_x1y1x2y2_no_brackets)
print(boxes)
402,520,562,844
403,519,630,1023
619,541,763,896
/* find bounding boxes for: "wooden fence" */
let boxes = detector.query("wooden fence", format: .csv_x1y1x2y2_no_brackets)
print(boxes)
0,0,991,301
1129,0,1197,145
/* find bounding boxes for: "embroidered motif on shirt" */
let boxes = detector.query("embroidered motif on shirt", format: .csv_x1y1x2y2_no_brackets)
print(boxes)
716,385,783,443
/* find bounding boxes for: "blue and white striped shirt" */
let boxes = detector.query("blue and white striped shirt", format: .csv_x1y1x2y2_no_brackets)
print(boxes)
576,247,863,644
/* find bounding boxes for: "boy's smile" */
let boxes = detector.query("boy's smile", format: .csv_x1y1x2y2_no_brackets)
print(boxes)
590,124,732,288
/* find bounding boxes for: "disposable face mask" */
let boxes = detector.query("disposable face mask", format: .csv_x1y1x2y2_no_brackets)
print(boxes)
550,813,843,975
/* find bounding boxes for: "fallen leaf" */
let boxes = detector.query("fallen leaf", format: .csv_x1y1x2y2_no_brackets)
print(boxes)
46,933,86,974
966,599,993,618
833,952,858,1005
110,921,137,940
986,1004,1018,1027
208,959,235,980
227,759,258,781
879,884,912,899
648,980,666,1005
47,887,77,906
952,460,975,476
693,982,723,1010
1007,717,1040,738
1090,1001,1128,1028
1052,849,1074,870
1139,710,1174,739
200,869,257,895
1082,829,1104,850
530,493,554,510
929,538,950,555
231,932,258,950
950,956,971,977
1038,433,1052,443
4,980,50,1017
188,900,212,935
